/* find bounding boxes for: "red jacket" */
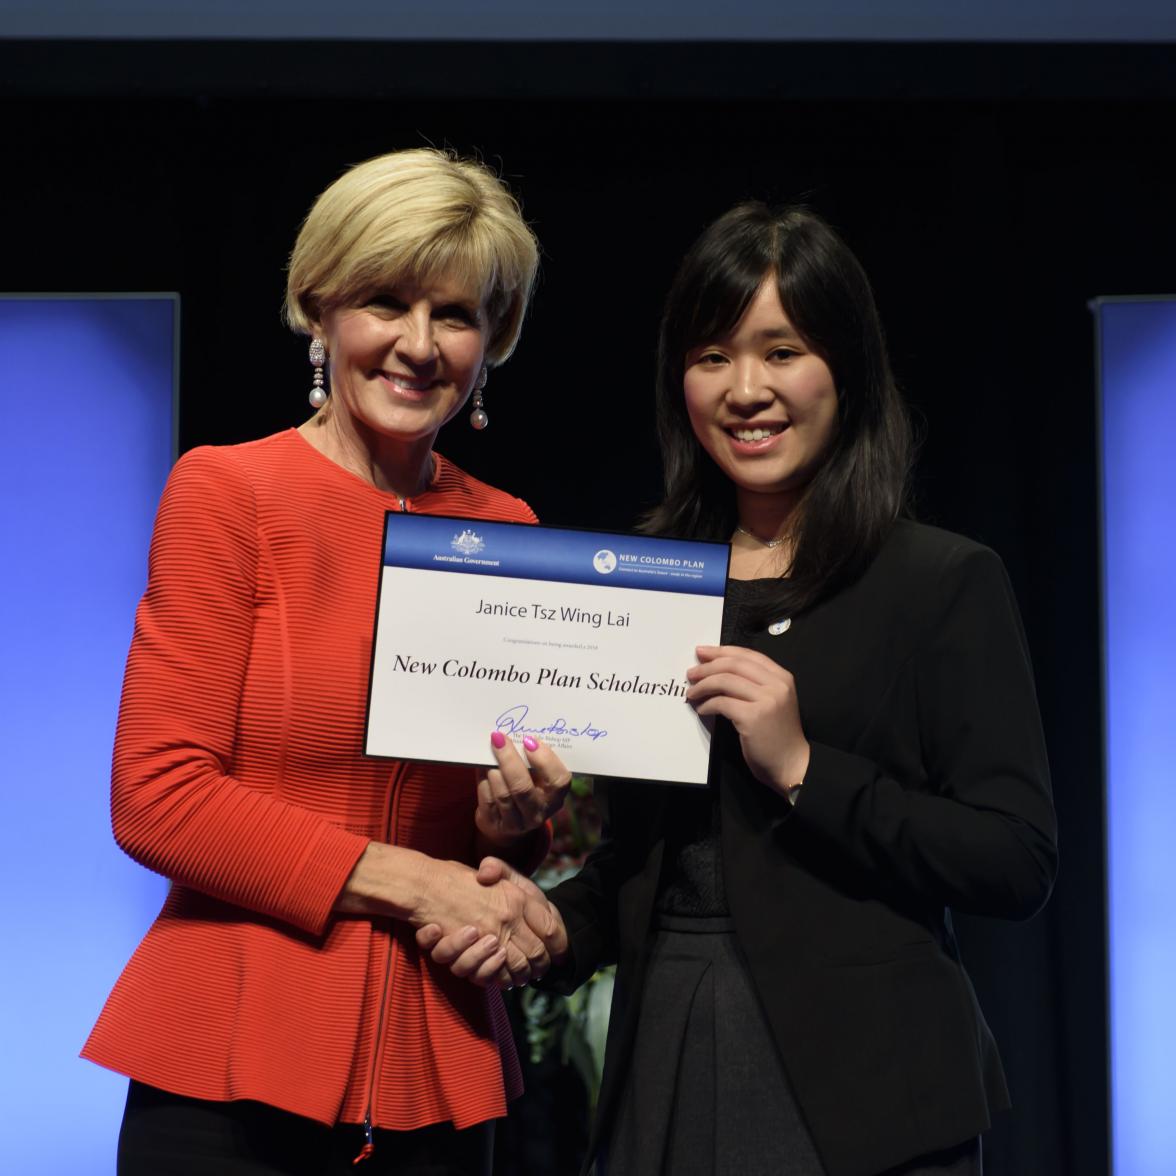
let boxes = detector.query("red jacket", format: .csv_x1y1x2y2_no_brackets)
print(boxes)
83,429,541,1130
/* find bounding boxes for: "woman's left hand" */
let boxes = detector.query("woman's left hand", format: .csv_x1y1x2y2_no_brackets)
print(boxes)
475,732,572,848
686,645,811,799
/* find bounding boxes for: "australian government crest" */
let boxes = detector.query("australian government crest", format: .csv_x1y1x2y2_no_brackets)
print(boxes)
451,528,486,556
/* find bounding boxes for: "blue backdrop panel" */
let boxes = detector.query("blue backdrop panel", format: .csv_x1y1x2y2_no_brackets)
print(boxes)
0,297,176,1173
1097,297,1176,1176
2,0,1175,41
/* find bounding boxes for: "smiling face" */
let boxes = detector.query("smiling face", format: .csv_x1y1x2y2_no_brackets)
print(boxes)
314,273,489,452
683,276,839,516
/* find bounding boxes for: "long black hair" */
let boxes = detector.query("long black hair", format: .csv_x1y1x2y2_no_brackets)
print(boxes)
642,202,913,617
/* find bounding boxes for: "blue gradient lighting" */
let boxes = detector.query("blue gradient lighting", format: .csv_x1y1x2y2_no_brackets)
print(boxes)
0,297,175,1174
1098,297,1176,1176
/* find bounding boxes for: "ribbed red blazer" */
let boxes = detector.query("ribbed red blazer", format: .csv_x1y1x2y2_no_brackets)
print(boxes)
83,429,541,1131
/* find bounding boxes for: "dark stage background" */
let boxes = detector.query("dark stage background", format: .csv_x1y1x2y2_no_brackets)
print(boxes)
7,37,1175,1176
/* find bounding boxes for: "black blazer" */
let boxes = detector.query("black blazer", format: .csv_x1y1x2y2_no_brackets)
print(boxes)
547,521,1058,1176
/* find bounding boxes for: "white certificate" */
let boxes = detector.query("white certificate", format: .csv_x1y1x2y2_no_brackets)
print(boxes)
364,514,729,785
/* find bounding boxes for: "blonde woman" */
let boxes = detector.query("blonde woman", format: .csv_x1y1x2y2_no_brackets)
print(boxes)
84,149,569,1176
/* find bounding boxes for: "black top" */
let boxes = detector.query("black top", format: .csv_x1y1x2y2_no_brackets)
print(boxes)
656,578,782,918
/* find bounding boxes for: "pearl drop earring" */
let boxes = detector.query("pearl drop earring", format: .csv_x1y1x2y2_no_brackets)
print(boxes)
469,367,489,430
308,338,328,409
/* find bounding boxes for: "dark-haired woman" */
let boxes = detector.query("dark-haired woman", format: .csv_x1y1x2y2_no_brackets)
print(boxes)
424,203,1057,1176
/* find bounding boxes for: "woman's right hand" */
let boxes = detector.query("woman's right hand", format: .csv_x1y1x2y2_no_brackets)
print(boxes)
416,857,569,988
335,843,555,983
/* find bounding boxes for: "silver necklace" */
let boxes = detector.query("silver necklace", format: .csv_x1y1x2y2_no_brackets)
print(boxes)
735,524,788,549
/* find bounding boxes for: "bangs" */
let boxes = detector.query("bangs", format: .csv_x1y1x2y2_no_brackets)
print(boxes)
668,224,780,362
331,220,503,312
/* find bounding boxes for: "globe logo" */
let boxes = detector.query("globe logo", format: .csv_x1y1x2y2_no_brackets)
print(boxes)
593,549,617,575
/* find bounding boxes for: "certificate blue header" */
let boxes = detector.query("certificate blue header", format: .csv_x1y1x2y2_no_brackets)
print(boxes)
382,513,729,597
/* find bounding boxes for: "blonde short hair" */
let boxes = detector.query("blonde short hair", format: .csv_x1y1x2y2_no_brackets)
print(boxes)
285,149,539,365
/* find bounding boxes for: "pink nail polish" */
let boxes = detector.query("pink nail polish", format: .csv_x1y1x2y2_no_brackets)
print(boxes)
491,731,506,749
523,735,539,752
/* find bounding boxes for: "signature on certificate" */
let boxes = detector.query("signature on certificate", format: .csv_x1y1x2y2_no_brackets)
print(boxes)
496,704,609,742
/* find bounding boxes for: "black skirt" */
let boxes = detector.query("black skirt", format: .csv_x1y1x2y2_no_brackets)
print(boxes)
599,917,982,1176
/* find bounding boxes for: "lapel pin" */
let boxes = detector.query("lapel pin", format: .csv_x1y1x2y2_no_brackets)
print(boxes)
768,618,792,636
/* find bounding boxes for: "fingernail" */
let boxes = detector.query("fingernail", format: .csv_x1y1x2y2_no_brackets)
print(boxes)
523,735,539,752
491,731,507,749
480,935,498,949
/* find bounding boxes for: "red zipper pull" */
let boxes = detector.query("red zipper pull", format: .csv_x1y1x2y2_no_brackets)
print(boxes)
353,1113,375,1164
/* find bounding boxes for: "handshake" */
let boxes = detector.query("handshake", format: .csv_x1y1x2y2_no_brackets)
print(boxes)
414,856,570,990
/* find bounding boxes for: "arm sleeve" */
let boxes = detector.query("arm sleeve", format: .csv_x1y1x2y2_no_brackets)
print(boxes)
789,545,1058,920
474,821,553,876
109,448,370,935
542,782,624,992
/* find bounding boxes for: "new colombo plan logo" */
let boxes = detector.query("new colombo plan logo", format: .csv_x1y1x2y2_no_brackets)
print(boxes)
451,529,485,555
593,549,617,575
